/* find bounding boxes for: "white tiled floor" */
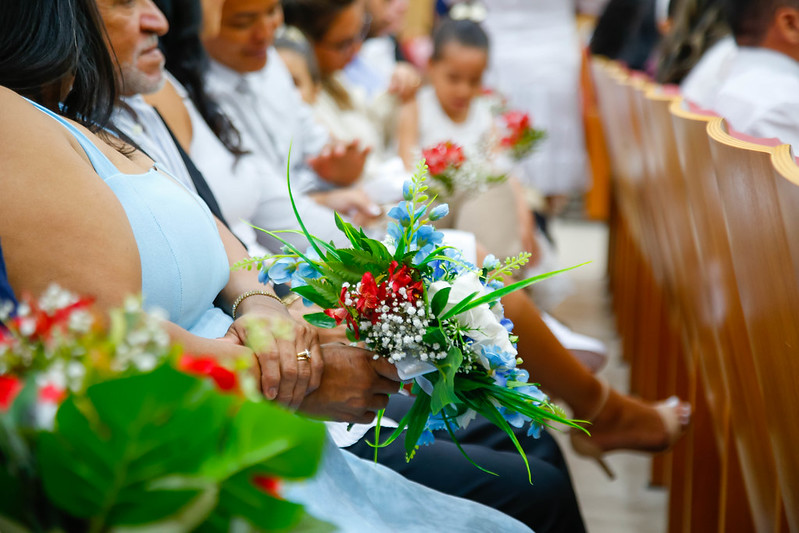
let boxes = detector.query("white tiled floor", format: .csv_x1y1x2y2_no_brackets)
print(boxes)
545,218,669,533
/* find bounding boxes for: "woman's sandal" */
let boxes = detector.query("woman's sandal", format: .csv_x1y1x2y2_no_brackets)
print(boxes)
569,380,691,479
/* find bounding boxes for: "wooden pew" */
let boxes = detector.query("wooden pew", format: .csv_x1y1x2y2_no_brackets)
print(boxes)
670,103,773,532
633,88,725,532
707,120,799,533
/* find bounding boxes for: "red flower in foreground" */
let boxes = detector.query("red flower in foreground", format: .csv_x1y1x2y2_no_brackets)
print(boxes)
38,383,66,404
253,474,282,499
422,142,465,176
179,355,238,392
0,375,23,411
12,295,94,341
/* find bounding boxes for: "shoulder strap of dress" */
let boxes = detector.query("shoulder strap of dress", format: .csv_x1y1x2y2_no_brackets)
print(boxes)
24,98,121,180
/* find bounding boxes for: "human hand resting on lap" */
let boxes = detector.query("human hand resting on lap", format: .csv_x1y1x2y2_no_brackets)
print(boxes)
223,298,324,410
298,344,400,424
308,140,370,186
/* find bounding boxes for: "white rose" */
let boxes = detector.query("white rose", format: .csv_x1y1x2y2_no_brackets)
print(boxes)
429,273,516,370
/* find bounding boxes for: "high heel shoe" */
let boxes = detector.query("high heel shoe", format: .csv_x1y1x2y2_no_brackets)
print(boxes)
569,380,691,479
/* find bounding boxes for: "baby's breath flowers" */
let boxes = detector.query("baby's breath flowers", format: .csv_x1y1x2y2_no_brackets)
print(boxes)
239,160,585,476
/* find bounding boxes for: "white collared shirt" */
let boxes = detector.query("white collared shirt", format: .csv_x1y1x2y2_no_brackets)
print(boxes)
681,36,737,110
169,73,348,252
709,47,799,148
205,50,330,193
112,95,197,192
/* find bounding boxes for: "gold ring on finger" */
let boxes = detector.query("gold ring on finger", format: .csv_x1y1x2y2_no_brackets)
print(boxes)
296,349,311,361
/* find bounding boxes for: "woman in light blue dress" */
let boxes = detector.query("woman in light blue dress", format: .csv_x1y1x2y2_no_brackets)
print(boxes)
0,0,530,530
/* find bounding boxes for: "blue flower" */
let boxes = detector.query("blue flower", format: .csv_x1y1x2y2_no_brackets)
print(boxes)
402,180,414,201
513,368,530,383
482,254,500,270
296,261,320,281
427,259,447,280
416,225,444,248
257,261,270,285
527,422,542,438
387,221,403,243
387,201,412,226
428,203,449,221
417,429,436,446
480,344,516,371
267,258,299,284
486,279,505,292
500,407,528,428
500,318,514,333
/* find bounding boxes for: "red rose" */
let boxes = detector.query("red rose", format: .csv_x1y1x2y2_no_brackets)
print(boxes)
179,355,238,392
0,375,22,410
38,383,66,404
253,474,282,499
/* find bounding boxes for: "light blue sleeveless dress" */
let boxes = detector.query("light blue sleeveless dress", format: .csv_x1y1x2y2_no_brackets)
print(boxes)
29,100,233,339
29,100,531,533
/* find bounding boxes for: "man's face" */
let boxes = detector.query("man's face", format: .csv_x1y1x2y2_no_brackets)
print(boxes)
203,0,284,73
96,0,169,96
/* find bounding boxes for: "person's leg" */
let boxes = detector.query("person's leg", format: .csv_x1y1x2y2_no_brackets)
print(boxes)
349,431,586,532
502,287,689,453
348,395,587,533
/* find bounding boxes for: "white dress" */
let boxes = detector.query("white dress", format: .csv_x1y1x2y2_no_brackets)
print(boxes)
416,85,524,260
482,0,589,196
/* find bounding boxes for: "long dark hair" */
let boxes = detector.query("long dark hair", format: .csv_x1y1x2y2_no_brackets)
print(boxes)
154,0,245,155
0,0,118,131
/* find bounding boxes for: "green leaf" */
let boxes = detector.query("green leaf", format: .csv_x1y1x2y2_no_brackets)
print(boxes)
430,347,463,414
36,365,326,530
286,145,326,260
455,263,589,315
291,285,337,309
334,213,363,249
304,278,343,309
438,291,480,321
303,312,337,329
321,261,364,284
37,367,226,527
403,393,432,460
201,401,325,482
364,239,393,263
430,287,451,317
208,467,307,531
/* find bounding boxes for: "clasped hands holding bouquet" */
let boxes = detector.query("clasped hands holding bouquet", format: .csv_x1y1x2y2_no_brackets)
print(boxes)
216,293,399,423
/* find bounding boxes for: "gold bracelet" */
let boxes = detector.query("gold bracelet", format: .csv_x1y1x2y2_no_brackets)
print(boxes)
231,290,284,319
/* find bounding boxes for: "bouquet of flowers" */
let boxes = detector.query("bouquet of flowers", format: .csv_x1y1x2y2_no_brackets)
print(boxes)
0,286,328,532
421,141,506,198
497,110,547,161
240,162,586,477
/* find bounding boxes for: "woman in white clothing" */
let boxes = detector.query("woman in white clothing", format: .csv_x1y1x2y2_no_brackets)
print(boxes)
480,0,590,200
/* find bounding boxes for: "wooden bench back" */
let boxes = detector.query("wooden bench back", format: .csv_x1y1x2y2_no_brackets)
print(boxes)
671,103,783,532
707,119,799,532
